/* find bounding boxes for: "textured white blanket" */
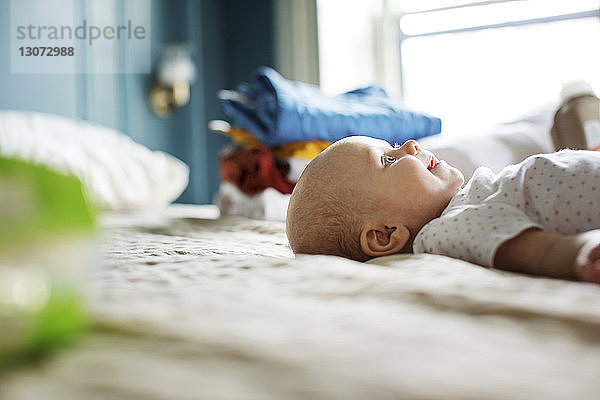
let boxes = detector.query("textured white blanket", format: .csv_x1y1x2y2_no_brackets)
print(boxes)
2,205,600,400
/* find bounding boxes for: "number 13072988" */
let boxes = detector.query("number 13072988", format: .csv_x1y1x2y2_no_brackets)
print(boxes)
19,47,75,56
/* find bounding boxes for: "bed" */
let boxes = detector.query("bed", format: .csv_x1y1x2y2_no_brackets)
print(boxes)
1,110,600,400
1,203,600,400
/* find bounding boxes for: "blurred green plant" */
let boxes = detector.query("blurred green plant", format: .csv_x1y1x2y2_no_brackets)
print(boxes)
0,157,96,372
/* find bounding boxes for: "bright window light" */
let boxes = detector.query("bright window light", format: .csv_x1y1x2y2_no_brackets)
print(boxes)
400,0,599,36
402,17,600,136
318,0,600,137
390,0,489,14
317,0,382,95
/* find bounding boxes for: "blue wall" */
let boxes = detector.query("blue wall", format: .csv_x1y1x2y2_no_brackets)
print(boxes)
0,0,274,204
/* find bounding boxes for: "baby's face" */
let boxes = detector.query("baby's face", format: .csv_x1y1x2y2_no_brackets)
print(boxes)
323,136,464,230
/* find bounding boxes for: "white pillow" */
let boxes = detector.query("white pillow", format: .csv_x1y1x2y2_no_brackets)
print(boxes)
0,111,189,210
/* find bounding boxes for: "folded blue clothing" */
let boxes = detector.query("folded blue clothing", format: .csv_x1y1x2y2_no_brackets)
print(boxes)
220,66,442,146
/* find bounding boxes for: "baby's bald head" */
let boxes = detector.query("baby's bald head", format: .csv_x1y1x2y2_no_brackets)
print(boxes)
285,138,373,261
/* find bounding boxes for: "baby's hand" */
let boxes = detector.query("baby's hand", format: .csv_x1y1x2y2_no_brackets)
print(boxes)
574,230,600,284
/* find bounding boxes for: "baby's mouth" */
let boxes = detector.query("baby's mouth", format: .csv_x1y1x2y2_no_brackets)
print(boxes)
426,155,441,171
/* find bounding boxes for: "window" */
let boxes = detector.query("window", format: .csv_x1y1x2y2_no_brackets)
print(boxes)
318,0,600,136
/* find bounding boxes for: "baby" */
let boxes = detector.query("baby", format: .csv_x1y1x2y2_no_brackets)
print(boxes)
286,136,600,284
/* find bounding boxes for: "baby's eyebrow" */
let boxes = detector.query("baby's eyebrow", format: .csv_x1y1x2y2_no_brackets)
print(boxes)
367,146,386,169
361,146,376,169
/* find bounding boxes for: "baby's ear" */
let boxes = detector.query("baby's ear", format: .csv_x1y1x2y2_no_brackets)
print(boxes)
360,223,410,258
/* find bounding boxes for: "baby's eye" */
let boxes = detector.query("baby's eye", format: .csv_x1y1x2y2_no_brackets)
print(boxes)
382,154,396,167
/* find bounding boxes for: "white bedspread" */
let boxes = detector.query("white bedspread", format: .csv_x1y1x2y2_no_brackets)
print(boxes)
2,205,599,400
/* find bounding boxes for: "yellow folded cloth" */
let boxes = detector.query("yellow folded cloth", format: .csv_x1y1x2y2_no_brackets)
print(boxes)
209,120,262,149
273,140,332,160
209,120,332,160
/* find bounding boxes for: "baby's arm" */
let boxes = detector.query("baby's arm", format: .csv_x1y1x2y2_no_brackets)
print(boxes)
494,229,600,283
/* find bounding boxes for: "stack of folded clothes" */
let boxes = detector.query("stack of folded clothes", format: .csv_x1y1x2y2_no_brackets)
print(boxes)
212,66,442,221
210,120,330,221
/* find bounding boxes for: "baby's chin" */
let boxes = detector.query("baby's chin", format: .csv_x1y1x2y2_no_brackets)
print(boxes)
454,168,465,189
440,161,465,190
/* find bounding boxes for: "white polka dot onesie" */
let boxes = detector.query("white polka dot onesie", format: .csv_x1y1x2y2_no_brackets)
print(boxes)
413,150,600,267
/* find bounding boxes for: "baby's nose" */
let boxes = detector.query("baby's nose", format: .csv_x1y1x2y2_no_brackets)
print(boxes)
402,140,420,155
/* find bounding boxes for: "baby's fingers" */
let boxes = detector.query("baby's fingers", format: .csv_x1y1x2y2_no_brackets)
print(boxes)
574,230,600,284
577,260,600,284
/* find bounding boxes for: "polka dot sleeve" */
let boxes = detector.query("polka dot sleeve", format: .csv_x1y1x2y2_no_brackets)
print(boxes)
413,203,543,267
